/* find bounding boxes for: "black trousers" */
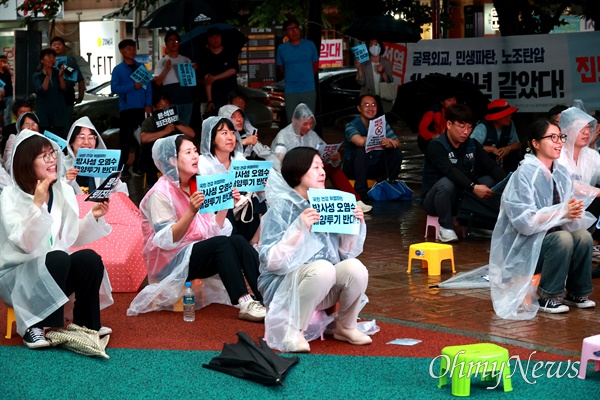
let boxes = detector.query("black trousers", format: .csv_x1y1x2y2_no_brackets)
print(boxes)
118,108,145,170
343,146,403,198
34,250,105,330
188,235,262,304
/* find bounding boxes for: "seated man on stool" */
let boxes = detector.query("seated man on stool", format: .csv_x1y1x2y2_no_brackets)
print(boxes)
343,94,402,201
421,104,506,242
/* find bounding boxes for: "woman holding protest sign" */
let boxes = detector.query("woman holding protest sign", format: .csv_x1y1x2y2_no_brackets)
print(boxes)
272,104,372,213
258,147,372,353
127,134,265,322
0,130,114,348
198,116,266,245
64,116,129,195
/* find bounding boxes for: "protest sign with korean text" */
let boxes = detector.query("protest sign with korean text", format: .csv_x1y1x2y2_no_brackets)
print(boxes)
230,159,273,192
195,173,234,214
85,170,122,202
44,130,67,150
74,148,121,178
177,63,196,87
316,142,342,163
0,78,4,90
55,56,78,82
402,31,600,112
351,43,369,64
308,189,360,235
153,106,180,128
365,115,386,153
130,64,153,89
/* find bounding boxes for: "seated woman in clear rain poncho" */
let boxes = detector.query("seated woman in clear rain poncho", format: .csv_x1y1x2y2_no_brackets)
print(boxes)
64,116,129,195
489,119,596,320
258,147,373,353
271,103,372,213
198,116,266,245
218,104,279,166
0,130,114,348
127,134,266,322
557,107,600,246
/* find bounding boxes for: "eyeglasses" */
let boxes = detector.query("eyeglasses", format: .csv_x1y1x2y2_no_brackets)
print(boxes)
452,122,473,132
362,103,377,108
286,26,300,32
540,133,567,143
37,149,58,163
22,122,39,129
75,134,97,143
167,39,180,43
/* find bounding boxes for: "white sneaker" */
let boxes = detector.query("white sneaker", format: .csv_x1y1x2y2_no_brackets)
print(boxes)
357,200,373,213
238,300,266,322
437,226,458,243
98,326,112,336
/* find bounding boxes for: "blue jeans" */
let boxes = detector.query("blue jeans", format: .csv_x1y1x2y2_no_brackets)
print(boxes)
535,230,593,298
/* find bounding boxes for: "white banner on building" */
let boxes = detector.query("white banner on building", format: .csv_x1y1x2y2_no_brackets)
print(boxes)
79,21,120,88
398,31,600,112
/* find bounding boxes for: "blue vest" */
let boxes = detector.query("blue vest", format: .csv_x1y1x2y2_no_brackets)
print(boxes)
482,120,511,148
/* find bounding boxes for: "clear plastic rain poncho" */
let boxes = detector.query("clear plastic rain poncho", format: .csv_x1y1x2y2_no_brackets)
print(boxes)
270,103,340,169
198,116,246,175
557,107,600,193
127,135,232,316
64,116,129,195
489,154,596,320
2,112,41,172
0,130,114,336
218,105,280,167
257,168,367,351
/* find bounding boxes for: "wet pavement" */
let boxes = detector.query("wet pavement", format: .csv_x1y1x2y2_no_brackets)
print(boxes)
122,119,600,357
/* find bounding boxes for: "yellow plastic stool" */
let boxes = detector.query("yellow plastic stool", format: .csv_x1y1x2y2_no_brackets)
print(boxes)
6,306,15,339
407,242,456,276
438,343,513,396
348,179,377,189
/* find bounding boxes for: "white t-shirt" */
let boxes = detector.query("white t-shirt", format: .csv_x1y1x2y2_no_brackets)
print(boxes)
154,54,192,86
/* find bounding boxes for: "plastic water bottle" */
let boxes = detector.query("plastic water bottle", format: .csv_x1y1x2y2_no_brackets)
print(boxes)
183,282,195,322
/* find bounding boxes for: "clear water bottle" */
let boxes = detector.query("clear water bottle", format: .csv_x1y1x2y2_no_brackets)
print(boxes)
183,282,195,322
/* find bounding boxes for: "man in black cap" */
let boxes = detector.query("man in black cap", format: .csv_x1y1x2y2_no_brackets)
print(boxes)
196,27,239,116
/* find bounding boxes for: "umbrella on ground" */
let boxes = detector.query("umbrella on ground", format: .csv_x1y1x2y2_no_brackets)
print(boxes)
46,323,110,359
71,192,146,292
203,332,299,386
140,0,227,31
180,23,248,60
346,15,421,44
391,73,490,133
430,264,490,289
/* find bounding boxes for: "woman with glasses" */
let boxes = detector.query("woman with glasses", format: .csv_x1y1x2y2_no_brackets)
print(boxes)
64,116,128,195
0,130,114,348
489,119,596,319
2,112,40,173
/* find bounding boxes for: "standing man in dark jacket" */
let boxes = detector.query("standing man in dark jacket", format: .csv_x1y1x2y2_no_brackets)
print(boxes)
111,39,152,176
422,104,506,242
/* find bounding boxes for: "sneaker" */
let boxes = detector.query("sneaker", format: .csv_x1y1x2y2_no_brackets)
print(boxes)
357,200,373,214
562,294,596,309
238,300,266,322
98,326,112,336
538,297,569,313
437,226,458,243
23,327,50,349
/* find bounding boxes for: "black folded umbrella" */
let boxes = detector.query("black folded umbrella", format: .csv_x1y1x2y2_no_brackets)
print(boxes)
203,332,299,386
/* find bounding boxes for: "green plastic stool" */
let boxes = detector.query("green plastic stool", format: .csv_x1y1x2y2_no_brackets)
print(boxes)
438,343,513,396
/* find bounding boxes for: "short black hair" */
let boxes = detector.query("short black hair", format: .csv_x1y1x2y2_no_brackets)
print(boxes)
206,27,221,38
12,99,34,116
210,118,236,156
281,147,320,188
39,48,56,60
50,36,65,45
228,89,247,103
283,19,300,31
0,55,7,60
152,92,171,107
164,30,180,44
445,104,474,124
118,39,136,50
69,125,99,146
357,94,376,106
547,104,568,119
